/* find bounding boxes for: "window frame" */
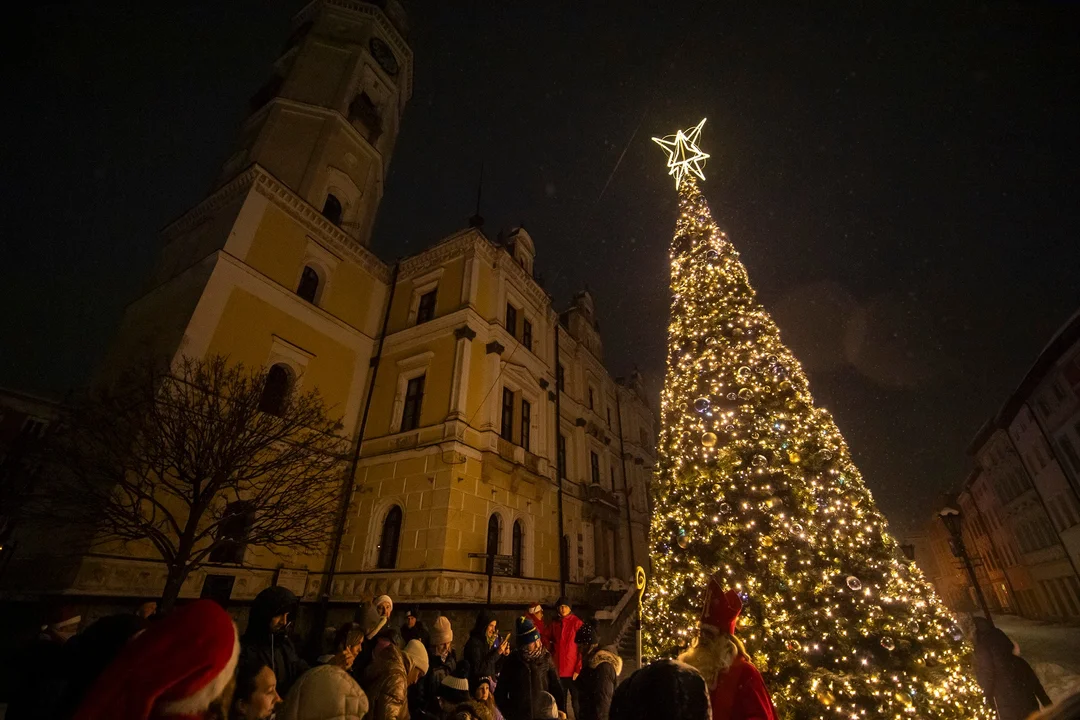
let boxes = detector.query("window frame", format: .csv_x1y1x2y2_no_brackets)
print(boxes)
522,318,532,351
377,505,403,569
520,398,531,451
558,433,568,479
512,520,524,577
400,374,425,432
505,303,518,337
591,450,600,484
258,364,293,416
296,265,321,304
415,289,437,325
501,388,515,441
322,193,344,225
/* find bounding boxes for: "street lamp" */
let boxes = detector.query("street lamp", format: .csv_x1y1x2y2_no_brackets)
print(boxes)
938,505,994,624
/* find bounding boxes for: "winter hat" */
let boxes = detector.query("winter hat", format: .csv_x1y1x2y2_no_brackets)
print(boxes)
610,659,710,720
575,620,597,646
403,638,429,675
431,615,453,645
516,615,541,646
700,573,742,634
406,605,419,619
555,596,571,610
528,603,543,615
534,690,559,719
374,594,393,614
360,603,387,639
75,599,240,720
438,671,472,704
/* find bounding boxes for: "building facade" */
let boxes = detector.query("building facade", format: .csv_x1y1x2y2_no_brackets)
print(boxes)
916,311,1080,621
0,1,656,615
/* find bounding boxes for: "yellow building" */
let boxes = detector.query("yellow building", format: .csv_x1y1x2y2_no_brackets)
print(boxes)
4,0,655,614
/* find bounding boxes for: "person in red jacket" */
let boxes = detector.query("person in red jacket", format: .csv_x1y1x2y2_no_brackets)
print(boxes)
525,602,552,650
679,575,777,720
549,596,584,719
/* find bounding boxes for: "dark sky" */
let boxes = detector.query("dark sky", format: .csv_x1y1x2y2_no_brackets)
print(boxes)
2,3,1078,534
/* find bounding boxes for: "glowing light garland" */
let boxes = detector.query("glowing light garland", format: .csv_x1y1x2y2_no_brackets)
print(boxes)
643,123,991,719
652,118,710,189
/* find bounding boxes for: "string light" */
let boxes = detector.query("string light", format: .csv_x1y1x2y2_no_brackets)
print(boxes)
643,123,991,719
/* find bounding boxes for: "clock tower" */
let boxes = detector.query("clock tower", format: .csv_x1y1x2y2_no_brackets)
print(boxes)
217,0,413,248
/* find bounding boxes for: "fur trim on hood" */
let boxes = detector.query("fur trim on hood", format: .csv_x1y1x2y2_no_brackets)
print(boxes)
589,647,623,677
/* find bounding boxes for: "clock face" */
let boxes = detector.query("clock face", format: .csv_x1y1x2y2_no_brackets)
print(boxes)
369,37,399,77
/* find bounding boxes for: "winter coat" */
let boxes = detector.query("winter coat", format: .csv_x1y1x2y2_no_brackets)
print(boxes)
525,612,552,650
415,648,458,718
549,613,584,678
494,648,565,720
279,664,370,720
241,585,310,696
577,647,623,720
402,620,431,649
464,610,504,680
448,699,496,720
972,618,1048,720
707,655,776,720
363,641,413,720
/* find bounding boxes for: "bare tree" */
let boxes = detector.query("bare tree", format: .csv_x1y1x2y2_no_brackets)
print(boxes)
39,355,349,609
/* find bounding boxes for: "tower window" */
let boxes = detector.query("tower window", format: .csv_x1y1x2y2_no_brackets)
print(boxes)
296,265,320,303
520,399,531,451
505,303,517,337
501,388,515,441
522,319,532,351
416,290,437,325
259,364,293,416
322,194,343,226
348,92,382,142
209,501,255,564
401,375,425,432
377,505,402,569
512,520,523,577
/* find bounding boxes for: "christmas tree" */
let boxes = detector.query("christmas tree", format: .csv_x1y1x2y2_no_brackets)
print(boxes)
644,120,990,719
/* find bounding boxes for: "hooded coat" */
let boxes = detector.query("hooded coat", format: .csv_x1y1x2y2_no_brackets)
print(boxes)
464,610,503,679
973,618,1050,720
241,586,310,696
362,642,413,720
577,646,623,720
494,646,564,720
279,664,370,720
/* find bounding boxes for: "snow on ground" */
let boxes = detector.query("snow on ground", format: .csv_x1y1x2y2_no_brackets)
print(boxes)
991,614,1080,703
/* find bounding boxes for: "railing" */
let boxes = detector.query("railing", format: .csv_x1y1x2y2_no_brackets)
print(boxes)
594,583,638,648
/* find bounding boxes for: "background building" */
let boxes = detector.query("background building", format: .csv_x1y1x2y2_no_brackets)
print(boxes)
913,310,1080,620
0,0,656,632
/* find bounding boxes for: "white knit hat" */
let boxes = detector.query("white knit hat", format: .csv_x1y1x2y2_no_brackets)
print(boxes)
374,594,393,614
403,639,429,676
535,691,559,719
431,615,453,645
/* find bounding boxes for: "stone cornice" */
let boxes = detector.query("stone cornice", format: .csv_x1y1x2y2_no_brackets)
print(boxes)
398,229,487,280
161,166,260,242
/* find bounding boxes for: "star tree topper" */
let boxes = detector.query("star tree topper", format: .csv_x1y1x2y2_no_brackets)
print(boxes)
652,118,710,189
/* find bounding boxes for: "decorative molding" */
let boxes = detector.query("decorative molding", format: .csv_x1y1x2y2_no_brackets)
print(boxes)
328,568,570,605
486,341,505,355
161,167,260,242
398,230,485,281
454,325,477,341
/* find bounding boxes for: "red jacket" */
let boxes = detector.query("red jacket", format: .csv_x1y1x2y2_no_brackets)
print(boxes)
550,613,583,678
709,656,776,720
526,611,552,650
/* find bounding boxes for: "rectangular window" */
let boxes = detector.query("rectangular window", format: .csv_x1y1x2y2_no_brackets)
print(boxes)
558,434,567,479
501,388,515,441
591,451,600,484
556,365,565,392
506,303,517,337
520,399,531,451
588,387,595,410
522,319,532,351
416,290,437,324
401,375,425,431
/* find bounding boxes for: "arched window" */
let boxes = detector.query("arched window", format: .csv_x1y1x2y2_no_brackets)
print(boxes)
322,194,343,226
377,505,402,569
486,514,501,574
258,364,292,416
512,520,523,577
296,265,320,303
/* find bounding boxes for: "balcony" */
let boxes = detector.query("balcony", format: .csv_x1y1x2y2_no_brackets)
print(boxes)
586,483,620,510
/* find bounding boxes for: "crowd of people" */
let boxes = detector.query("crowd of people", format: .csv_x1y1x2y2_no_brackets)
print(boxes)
4,572,1072,720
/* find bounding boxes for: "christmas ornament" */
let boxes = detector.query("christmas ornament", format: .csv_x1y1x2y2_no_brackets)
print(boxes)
846,575,863,591
694,397,711,412
881,637,895,651
701,432,718,448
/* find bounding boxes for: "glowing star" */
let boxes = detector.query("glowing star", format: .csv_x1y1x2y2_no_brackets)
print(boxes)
652,118,710,189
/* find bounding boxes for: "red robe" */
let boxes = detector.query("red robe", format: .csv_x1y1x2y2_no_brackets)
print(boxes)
709,656,777,720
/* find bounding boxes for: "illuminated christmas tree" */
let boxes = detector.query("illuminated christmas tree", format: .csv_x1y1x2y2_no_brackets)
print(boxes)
644,120,990,719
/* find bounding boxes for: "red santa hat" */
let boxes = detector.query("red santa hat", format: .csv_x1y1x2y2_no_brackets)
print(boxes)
700,574,743,635
75,599,239,720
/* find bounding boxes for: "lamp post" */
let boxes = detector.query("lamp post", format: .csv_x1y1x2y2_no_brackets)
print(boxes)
939,505,994,625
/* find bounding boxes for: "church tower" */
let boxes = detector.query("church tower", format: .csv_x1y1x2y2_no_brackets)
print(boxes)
217,0,412,247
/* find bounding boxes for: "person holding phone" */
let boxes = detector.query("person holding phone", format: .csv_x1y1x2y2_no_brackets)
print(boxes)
465,610,509,681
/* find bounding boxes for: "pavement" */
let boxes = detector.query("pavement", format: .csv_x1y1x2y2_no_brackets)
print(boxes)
992,614,1080,703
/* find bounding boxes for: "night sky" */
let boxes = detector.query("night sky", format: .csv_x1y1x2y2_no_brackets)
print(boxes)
3,3,1078,534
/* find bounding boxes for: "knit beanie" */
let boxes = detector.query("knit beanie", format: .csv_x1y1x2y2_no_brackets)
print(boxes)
403,639,429,675
535,690,559,719
516,615,541,646
431,615,453,645
438,672,471,704
375,594,393,615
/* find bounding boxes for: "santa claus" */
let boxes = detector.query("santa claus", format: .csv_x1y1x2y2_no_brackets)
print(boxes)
679,574,776,720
